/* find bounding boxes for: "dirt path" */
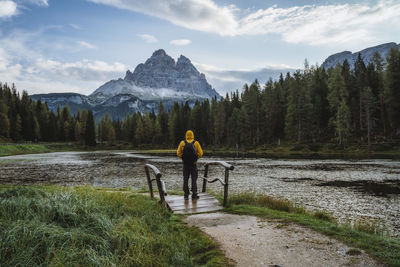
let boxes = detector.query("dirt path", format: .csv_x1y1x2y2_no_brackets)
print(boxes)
185,213,383,267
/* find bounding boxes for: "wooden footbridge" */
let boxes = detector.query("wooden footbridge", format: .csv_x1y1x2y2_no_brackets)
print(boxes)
144,161,234,214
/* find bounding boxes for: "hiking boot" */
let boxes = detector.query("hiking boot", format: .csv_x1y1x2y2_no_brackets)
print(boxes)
184,195,189,200
192,194,199,200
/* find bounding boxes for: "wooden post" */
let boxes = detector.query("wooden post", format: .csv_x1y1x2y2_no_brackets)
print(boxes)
202,164,209,193
156,175,165,205
223,168,229,207
161,181,167,196
145,166,154,199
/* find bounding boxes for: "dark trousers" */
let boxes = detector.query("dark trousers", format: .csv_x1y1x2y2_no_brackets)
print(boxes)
183,164,198,196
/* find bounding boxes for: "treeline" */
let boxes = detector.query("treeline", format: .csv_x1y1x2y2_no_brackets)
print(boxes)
0,83,96,145
1,47,399,148
112,48,400,148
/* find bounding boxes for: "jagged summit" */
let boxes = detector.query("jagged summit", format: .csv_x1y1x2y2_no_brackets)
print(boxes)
322,42,400,69
90,49,219,103
152,49,167,57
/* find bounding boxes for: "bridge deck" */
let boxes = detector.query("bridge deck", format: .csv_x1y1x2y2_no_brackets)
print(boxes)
165,193,223,214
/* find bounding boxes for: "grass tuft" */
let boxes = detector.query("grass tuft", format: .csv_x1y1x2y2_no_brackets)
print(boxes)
0,186,229,266
346,248,362,255
228,191,305,214
313,210,336,222
352,218,385,235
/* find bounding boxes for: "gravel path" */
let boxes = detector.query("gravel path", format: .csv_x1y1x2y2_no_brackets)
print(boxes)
185,213,383,267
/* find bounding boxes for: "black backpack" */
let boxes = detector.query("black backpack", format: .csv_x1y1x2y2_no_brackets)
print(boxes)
182,140,198,165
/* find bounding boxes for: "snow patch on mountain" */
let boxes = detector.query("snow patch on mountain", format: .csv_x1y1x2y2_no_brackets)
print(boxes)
89,49,220,104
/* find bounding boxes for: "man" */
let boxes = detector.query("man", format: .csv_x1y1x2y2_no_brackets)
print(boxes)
177,130,203,200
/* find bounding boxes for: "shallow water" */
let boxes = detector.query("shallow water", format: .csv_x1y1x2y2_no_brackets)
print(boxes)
0,151,399,236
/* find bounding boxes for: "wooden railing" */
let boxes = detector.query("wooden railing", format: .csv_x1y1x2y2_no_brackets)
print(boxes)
202,161,234,207
144,163,168,209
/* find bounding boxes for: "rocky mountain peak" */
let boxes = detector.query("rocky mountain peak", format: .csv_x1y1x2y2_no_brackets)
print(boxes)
322,42,400,69
152,49,167,57
89,49,220,104
124,70,134,80
176,55,198,74
144,49,175,68
177,55,191,64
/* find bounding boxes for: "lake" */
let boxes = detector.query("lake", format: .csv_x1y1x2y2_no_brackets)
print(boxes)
0,151,399,236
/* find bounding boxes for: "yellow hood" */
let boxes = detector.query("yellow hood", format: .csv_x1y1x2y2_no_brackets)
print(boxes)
185,130,194,142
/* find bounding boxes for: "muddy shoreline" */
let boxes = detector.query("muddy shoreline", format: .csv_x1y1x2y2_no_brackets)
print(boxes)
1,151,399,236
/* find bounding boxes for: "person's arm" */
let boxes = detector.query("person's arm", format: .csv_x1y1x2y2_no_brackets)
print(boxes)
195,141,203,159
177,141,184,158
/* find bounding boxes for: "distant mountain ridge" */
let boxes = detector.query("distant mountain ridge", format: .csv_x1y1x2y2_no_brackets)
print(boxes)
31,49,220,121
322,42,400,69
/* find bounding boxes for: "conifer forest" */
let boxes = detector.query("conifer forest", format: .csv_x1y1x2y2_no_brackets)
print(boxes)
1,49,399,148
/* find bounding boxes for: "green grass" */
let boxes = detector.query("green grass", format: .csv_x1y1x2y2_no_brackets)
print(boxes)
2,141,400,159
0,186,229,266
205,142,400,159
224,192,400,266
0,144,51,156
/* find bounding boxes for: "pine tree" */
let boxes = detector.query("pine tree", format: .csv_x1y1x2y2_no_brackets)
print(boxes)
336,100,351,146
182,101,191,132
0,100,10,139
362,87,376,148
201,99,211,145
14,114,22,141
142,113,155,144
354,53,367,139
227,107,240,146
384,47,400,136
213,100,226,145
135,114,145,145
310,67,330,140
285,71,314,142
98,113,115,143
168,103,182,145
190,100,202,142
33,116,41,141
328,64,351,144
371,52,387,136
157,101,169,144
84,111,96,146
242,80,262,145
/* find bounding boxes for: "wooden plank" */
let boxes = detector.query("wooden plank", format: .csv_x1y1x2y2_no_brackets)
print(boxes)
166,192,212,199
168,199,220,210
165,194,223,214
174,205,223,214
166,194,215,203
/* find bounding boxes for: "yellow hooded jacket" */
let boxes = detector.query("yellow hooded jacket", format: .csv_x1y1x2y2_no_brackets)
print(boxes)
177,130,203,161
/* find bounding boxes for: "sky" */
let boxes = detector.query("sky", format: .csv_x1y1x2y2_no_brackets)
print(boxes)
0,0,399,96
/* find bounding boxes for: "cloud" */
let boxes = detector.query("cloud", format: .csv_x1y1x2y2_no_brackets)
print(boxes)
0,29,127,95
77,41,96,49
69,23,80,29
194,62,295,95
0,1,17,18
88,0,400,47
34,58,125,81
169,39,191,46
237,1,400,46
88,0,238,35
24,0,49,6
138,34,158,43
